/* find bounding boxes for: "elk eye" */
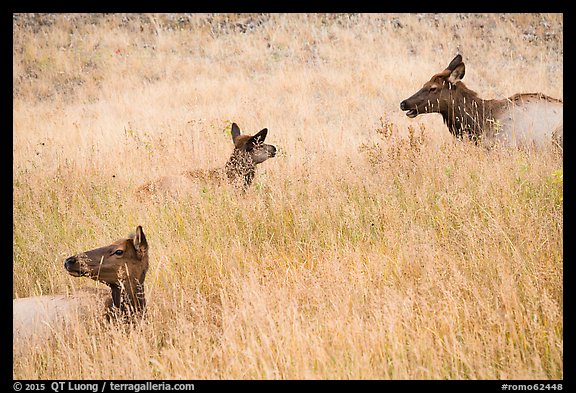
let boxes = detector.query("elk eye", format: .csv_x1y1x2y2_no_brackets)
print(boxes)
429,86,438,93
114,250,124,256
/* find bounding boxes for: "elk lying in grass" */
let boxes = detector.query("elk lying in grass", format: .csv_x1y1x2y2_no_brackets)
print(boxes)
400,54,563,150
13,226,149,345
136,122,277,197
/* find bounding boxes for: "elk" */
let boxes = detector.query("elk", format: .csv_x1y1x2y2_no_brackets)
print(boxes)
136,122,277,197
400,54,563,150
13,226,149,345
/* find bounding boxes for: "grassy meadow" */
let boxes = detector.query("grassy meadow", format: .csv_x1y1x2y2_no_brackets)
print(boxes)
12,13,563,379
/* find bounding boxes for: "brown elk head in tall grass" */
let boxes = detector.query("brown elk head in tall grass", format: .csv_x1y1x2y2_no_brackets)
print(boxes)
225,122,277,189
64,226,149,318
400,55,466,120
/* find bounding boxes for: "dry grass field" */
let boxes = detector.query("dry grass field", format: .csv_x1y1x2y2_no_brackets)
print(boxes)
13,13,563,379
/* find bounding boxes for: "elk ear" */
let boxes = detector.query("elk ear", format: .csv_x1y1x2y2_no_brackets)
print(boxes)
231,123,241,144
134,226,148,258
249,128,268,144
446,54,463,71
245,129,268,151
447,62,465,84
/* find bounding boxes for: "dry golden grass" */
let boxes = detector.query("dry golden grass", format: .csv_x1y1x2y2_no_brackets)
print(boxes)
13,13,563,379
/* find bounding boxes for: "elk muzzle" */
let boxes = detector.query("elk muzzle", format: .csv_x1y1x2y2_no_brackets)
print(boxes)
64,256,84,277
400,99,418,118
269,145,277,157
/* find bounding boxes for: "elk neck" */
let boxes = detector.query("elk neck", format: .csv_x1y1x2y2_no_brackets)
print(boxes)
440,84,497,141
108,273,147,318
225,149,256,189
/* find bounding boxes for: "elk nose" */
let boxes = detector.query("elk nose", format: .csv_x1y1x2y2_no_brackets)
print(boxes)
400,100,408,110
64,256,76,270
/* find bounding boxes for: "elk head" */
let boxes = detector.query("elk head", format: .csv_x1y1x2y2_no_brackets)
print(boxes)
400,54,466,118
230,122,277,164
64,226,149,316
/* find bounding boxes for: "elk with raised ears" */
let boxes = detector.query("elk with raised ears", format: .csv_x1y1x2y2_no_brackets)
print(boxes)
63,225,149,318
13,226,150,347
223,122,277,189
400,54,563,150
136,122,277,197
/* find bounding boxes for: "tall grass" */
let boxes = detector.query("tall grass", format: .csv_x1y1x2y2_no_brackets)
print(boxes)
13,13,562,379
